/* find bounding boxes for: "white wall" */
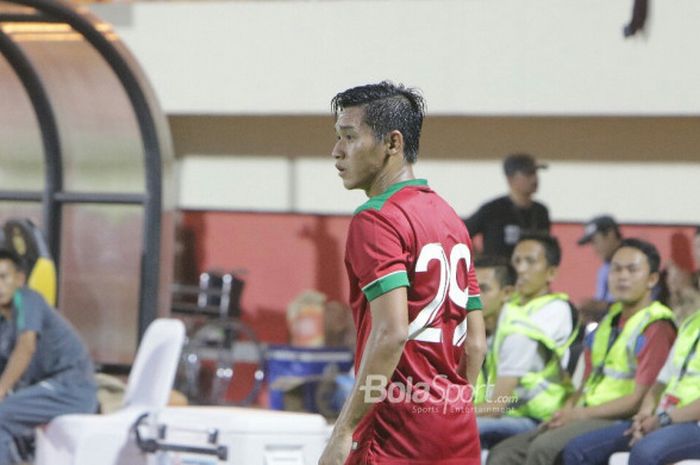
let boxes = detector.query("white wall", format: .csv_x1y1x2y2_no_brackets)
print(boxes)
178,156,700,224
92,0,700,116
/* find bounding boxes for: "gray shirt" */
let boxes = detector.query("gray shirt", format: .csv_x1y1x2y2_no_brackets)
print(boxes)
0,288,95,388
496,299,573,377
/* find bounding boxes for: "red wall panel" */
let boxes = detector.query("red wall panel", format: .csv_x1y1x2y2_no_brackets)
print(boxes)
180,210,696,343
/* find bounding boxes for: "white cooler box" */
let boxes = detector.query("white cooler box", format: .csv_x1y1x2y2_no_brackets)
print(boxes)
136,406,330,465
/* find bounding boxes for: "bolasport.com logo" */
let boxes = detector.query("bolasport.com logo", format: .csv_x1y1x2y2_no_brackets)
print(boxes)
358,375,517,415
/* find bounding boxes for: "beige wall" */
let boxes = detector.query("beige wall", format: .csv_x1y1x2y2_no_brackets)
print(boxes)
92,0,700,115
86,1,700,222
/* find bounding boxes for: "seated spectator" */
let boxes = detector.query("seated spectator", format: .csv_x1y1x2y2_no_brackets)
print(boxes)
666,259,700,323
563,307,700,465
486,238,677,465
471,256,516,405
476,235,577,449
577,215,622,322
0,249,97,464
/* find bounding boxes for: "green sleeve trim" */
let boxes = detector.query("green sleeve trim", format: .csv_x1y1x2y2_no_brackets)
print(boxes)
467,296,483,312
362,271,409,301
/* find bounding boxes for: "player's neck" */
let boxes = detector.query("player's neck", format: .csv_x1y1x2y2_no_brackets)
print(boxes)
509,191,533,208
366,165,415,198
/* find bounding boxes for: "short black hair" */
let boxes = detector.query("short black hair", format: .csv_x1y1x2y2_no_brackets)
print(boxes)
516,233,562,267
618,238,661,274
0,248,21,270
475,256,517,288
331,81,425,163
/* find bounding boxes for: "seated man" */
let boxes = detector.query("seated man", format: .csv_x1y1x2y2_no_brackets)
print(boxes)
0,249,97,464
486,238,677,465
471,256,516,405
563,307,700,465
476,234,578,448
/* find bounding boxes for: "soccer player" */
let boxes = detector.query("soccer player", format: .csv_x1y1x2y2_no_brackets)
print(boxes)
319,81,486,465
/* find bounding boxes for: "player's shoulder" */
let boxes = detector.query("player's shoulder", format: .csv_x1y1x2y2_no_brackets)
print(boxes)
353,179,430,216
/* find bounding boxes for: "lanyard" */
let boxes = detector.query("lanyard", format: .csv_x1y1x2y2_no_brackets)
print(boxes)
592,312,623,377
678,329,700,380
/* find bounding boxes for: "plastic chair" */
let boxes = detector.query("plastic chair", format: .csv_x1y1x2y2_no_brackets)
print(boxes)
35,318,186,465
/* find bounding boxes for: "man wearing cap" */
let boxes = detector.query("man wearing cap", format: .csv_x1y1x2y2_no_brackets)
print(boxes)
465,153,550,260
578,215,622,304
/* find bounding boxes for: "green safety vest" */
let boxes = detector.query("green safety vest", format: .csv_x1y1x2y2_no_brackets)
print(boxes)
661,310,700,407
581,301,675,407
485,293,578,421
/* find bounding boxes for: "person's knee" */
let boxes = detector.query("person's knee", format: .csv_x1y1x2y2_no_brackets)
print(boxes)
527,434,563,465
486,440,524,465
629,438,661,465
485,442,511,465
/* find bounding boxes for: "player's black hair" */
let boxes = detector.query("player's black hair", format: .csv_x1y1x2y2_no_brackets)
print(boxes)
0,248,21,270
331,81,425,163
474,256,517,288
618,238,661,274
516,233,562,267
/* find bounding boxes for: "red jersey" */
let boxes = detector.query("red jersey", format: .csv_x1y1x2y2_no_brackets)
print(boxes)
344,179,482,465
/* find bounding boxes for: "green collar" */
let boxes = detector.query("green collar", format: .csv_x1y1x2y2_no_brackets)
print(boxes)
354,179,428,214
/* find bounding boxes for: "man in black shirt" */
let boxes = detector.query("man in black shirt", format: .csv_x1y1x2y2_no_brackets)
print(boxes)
465,153,550,259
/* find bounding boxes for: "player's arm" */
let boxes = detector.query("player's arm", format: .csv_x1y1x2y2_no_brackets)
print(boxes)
0,330,37,400
320,287,408,465
464,310,487,386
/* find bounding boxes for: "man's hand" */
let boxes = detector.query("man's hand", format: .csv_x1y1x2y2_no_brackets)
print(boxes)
318,430,353,465
625,412,656,446
639,414,660,435
546,407,585,430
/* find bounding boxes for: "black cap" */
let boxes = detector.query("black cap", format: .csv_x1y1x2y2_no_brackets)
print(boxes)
578,215,619,245
503,153,548,176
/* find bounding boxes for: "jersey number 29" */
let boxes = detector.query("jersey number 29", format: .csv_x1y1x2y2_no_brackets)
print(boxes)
407,243,472,346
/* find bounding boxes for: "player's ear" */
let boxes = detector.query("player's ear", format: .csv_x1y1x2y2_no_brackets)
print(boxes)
385,130,403,156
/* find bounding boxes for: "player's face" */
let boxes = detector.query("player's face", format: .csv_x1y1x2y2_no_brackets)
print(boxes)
511,240,555,300
0,259,22,310
332,106,387,194
475,267,510,333
608,247,657,305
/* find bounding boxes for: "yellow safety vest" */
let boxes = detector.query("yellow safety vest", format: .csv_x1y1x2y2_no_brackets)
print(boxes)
661,310,700,407
487,293,578,421
581,301,675,407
